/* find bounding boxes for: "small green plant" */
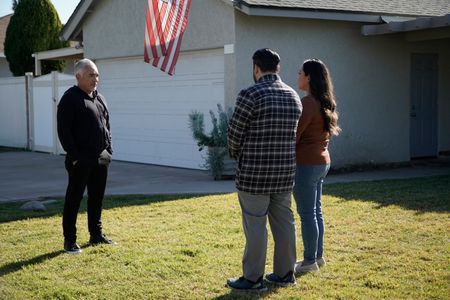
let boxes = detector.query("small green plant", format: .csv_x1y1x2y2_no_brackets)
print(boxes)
188,104,234,179
188,104,232,151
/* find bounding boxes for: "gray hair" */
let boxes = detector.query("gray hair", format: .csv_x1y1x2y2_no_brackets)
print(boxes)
75,58,97,76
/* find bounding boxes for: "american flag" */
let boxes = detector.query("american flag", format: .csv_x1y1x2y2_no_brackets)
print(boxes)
144,0,192,75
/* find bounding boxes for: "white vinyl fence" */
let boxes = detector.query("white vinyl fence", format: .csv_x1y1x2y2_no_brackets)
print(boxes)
32,72,75,153
0,72,75,153
0,76,27,148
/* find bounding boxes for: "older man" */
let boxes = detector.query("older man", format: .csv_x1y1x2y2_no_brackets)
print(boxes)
57,58,114,254
227,49,302,292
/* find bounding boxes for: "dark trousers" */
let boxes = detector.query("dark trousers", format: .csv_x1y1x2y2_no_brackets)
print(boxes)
63,159,108,242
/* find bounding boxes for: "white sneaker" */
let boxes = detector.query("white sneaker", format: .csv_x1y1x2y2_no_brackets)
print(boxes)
294,261,319,274
317,257,326,268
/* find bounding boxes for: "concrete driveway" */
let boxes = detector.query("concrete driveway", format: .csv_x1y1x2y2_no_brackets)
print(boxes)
0,151,449,203
0,151,235,203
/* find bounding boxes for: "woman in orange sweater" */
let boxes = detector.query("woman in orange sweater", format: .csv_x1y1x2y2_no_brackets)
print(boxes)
293,59,340,274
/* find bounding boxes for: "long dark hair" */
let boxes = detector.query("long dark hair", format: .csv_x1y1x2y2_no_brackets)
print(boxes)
302,59,341,136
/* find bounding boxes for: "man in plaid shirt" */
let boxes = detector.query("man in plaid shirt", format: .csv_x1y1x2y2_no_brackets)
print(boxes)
226,48,302,292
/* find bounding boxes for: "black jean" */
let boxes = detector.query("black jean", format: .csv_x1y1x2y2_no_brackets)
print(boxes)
63,158,108,242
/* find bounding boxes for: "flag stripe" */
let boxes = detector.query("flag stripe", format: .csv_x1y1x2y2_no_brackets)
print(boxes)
146,3,159,59
160,0,185,72
144,0,192,75
157,1,169,54
144,20,156,62
148,0,164,57
168,0,191,75
144,26,150,63
149,0,175,67
162,1,178,49
154,0,177,68
154,0,182,71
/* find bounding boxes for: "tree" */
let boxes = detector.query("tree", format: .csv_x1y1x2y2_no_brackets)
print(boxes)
4,0,68,76
12,0,18,11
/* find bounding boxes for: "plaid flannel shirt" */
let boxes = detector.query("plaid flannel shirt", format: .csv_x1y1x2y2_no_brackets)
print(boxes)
228,74,302,194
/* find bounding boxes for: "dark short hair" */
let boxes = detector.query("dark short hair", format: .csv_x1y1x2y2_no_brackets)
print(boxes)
252,48,280,73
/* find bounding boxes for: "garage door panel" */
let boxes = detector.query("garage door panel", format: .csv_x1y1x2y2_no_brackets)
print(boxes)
112,139,204,169
112,126,192,140
112,125,193,143
103,82,223,103
112,113,204,132
101,73,224,88
108,94,223,114
98,52,224,79
97,49,224,169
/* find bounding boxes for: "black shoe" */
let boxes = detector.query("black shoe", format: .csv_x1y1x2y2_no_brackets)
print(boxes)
265,271,296,287
64,240,82,254
89,234,116,245
226,276,268,292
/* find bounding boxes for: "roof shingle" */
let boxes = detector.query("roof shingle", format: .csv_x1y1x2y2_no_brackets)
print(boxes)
239,0,450,17
0,14,12,53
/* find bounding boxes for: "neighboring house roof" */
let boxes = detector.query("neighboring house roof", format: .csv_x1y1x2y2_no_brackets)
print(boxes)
0,14,12,54
237,0,450,17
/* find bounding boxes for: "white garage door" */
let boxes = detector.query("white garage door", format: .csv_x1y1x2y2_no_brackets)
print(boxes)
96,48,224,169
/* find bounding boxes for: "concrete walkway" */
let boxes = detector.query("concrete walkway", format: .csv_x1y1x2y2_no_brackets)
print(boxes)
0,151,449,203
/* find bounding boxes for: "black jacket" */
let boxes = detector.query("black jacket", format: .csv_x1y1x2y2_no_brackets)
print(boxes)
57,86,112,163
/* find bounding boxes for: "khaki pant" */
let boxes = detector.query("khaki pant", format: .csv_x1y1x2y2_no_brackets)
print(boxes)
238,190,297,282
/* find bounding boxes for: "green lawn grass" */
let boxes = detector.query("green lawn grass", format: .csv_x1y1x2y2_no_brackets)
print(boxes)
0,176,449,299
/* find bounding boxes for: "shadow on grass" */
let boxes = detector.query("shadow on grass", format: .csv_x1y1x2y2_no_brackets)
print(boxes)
0,242,104,277
214,284,282,299
0,193,230,224
0,250,65,277
324,175,450,214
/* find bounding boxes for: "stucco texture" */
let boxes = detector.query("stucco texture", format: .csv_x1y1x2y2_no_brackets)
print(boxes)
77,0,449,166
233,12,413,167
82,0,234,60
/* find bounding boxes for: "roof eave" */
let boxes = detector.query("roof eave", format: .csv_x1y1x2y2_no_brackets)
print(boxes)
60,0,95,42
235,4,382,23
233,1,425,23
362,13,450,36
32,47,84,61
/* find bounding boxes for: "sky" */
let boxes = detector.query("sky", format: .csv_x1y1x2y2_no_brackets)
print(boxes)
0,0,80,24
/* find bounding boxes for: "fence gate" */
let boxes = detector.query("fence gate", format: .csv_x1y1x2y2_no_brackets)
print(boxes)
30,71,75,154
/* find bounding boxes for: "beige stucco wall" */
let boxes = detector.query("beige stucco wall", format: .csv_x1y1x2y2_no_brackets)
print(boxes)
76,0,449,166
81,0,236,108
82,0,234,59
233,12,413,167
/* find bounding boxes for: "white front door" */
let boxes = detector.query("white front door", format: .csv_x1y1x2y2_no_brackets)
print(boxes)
410,53,438,158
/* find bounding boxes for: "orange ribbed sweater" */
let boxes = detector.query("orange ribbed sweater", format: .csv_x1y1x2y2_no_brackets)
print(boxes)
296,95,331,165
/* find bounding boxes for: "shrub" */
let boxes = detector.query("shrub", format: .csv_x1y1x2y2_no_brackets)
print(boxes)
188,104,234,179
